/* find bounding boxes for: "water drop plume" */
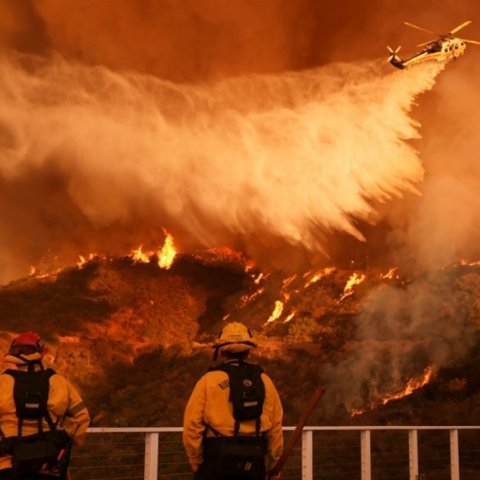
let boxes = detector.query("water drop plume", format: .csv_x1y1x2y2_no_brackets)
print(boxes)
0,52,443,282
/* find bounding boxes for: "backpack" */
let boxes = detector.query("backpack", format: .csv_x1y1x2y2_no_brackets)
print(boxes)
206,361,267,478
2,368,69,476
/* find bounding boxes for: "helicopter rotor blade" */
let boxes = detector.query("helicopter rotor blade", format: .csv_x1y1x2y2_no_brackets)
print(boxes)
404,21,438,36
450,20,472,35
416,39,435,47
387,46,401,53
458,37,480,46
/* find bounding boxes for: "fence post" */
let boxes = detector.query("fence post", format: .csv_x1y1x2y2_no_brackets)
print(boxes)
360,430,371,480
302,429,313,480
145,432,159,480
450,429,460,480
408,429,419,480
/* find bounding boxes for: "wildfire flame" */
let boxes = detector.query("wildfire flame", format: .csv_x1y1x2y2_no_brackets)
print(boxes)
77,253,100,269
157,233,176,270
381,366,433,406
28,265,59,279
380,267,399,280
460,259,480,267
132,245,151,264
351,366,434,417
338,272,366,302
128,233,177,269
266,300,284,324
304,267,335,289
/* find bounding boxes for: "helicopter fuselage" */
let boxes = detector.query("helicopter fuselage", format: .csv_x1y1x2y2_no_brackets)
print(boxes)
389,37,467,69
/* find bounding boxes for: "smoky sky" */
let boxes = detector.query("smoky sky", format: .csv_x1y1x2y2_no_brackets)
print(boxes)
2,0,480,282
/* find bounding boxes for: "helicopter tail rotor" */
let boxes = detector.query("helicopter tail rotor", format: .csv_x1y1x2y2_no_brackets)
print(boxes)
387,45,402,62
387,46,404,69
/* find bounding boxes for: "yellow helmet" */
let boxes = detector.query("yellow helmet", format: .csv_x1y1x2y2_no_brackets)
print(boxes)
213,322,257,354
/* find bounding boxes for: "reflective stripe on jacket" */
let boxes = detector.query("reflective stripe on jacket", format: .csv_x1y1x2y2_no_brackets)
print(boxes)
183,364,283,472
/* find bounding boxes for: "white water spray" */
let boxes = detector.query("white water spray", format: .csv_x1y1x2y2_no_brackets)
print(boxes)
0,53,443,282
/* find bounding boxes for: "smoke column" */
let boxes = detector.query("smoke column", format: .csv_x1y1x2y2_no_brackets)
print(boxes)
0,52,443,282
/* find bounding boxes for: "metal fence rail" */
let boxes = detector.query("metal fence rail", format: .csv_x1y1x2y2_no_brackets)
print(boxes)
71,426,480,480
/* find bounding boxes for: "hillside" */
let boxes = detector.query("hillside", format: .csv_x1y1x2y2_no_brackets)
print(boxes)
1,253,480,428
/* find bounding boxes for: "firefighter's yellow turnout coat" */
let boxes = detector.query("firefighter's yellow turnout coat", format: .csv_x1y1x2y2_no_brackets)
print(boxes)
0,353,91,471
183,361,283,472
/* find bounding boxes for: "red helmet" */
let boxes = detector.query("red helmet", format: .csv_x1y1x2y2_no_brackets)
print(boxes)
8,332,46,356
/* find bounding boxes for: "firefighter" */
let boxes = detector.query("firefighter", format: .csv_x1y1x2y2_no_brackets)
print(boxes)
0,332,91,480
183,322,283,480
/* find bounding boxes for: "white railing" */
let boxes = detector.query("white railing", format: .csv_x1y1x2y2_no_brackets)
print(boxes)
72,426,480,480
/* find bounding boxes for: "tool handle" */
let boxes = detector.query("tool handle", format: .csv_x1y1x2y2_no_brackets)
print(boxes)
268,386,325,478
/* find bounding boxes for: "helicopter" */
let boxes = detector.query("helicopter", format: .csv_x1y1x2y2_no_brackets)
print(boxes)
387,20,480,69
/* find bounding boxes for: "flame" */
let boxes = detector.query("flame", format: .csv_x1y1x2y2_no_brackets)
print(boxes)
157,233,176,270
284,312,295,323
131,245,151,263
381,267,399,280
77,253,100,269
28,265,56,279
266,300,284,324
303,267,335,288
77,255,87,269
351,366,434,417
338,272,366,301
460,259,480,267
381,366,433,406
282,274,297,289
128,233,177,269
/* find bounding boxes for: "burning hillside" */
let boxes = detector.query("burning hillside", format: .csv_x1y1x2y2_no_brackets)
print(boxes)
2,248,480,426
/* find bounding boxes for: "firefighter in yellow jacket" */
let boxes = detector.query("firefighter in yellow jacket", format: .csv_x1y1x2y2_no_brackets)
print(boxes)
183,322,283,480
0,332,91,480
